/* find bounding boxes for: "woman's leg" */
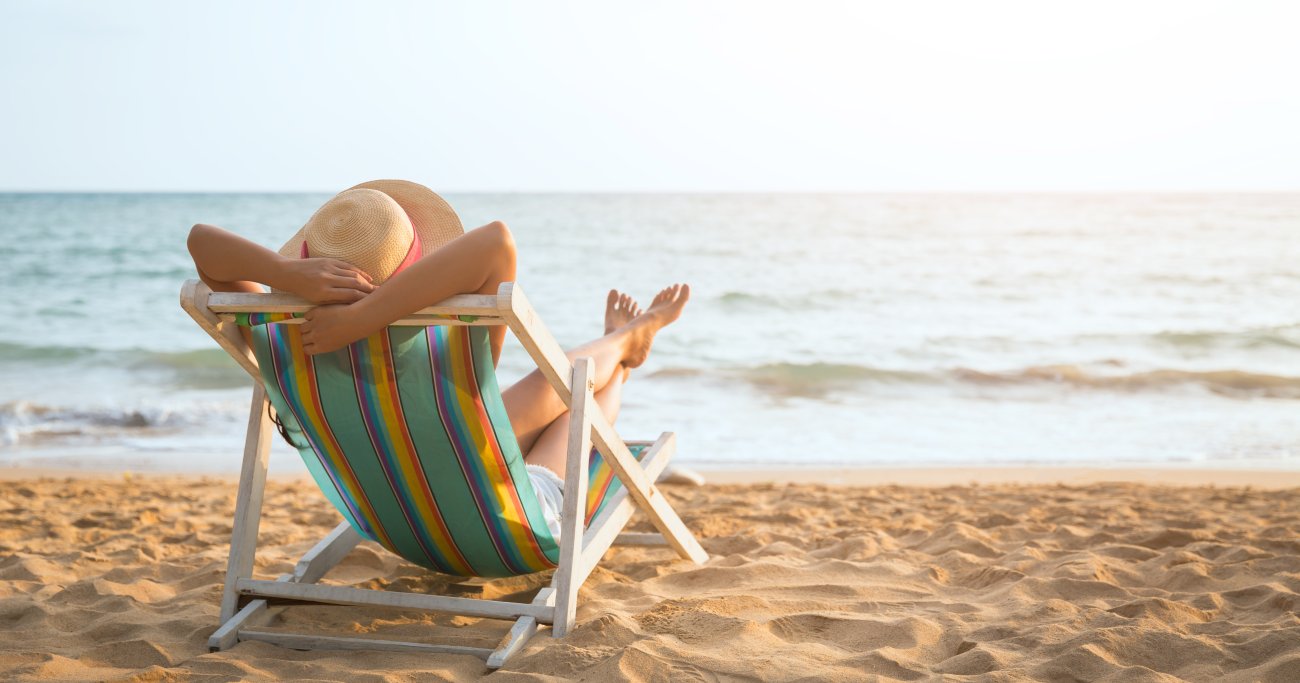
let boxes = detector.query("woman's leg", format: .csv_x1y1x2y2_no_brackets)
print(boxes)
504,284,687,456
504,330,632,454
521,370,625,476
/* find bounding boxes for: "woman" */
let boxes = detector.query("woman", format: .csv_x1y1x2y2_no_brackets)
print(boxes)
186,180,688,536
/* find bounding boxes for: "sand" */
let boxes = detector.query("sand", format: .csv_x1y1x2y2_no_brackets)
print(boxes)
2,471,1299,682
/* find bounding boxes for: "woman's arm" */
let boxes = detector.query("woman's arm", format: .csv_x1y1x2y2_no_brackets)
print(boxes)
187,223,374,302
300,221,517,358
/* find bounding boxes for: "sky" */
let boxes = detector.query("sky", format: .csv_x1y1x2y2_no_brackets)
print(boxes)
1,1,1297,192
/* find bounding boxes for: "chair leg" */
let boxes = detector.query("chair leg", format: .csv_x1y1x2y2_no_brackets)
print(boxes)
614,532,668,546
210,523,363,651
487,587,556,668
217,384,274,623
552,358,595,638
210,577,284,651
292,522,362,584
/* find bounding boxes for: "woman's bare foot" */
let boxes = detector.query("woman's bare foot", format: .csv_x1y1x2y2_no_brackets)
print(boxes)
606,290,641,382
620,284,690,369
605,289,642,335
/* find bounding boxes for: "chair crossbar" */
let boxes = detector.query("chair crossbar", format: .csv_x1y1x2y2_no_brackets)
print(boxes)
216,313,507,327
207,291,501,317
237,580,556,622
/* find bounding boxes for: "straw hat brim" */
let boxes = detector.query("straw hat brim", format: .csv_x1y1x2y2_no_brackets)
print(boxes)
278,179,464,263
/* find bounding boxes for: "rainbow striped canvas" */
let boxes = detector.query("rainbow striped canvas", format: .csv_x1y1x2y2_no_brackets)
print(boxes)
246,321,637,578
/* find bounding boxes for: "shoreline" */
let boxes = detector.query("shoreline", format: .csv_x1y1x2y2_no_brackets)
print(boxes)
698,464,1300,489
4,463,1298,489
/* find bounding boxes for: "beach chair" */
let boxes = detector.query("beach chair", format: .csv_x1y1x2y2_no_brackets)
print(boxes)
179,279,708,667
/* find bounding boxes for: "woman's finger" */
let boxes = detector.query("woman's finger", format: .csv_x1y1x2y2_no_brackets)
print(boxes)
330,260,373,282
320,288,361,304
325,270,372,288
329,274,374,292
328,287,367,303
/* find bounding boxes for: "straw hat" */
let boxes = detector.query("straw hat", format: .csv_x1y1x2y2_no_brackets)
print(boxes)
278,180,463,284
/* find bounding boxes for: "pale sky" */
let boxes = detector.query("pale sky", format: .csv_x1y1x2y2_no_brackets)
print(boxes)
2,1,1297,192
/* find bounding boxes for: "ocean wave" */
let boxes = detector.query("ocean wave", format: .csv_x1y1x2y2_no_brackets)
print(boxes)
649,361,942,399
954,365,1300,397
715,288,861,311
0,341,101,363
650,362,1300,399
0,400,241,448
0,342,247,388
738,362,930,397
716,291,781,308
1151,325,1300,350
922,327,1300,353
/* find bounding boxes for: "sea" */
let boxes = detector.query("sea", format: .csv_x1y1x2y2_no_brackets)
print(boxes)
1,193,1298,474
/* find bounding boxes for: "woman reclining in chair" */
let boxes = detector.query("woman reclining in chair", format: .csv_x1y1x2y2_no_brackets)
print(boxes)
186,179,689,540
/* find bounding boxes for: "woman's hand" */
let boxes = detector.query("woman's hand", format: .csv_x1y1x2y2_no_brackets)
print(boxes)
300,302,376,355
280,258,375,304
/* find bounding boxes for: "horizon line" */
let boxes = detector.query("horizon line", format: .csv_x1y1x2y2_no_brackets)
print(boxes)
1,188,1298,195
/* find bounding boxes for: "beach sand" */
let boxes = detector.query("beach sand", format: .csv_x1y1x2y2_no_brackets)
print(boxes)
2,470,1299,681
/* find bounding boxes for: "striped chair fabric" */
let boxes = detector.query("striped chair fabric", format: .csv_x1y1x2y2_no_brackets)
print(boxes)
245,321,637,578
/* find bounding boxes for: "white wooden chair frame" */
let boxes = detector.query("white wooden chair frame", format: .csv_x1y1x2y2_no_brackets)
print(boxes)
179,279,708,668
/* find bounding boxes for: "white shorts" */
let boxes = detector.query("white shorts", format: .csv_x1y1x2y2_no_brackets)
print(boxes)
526,464,565,541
